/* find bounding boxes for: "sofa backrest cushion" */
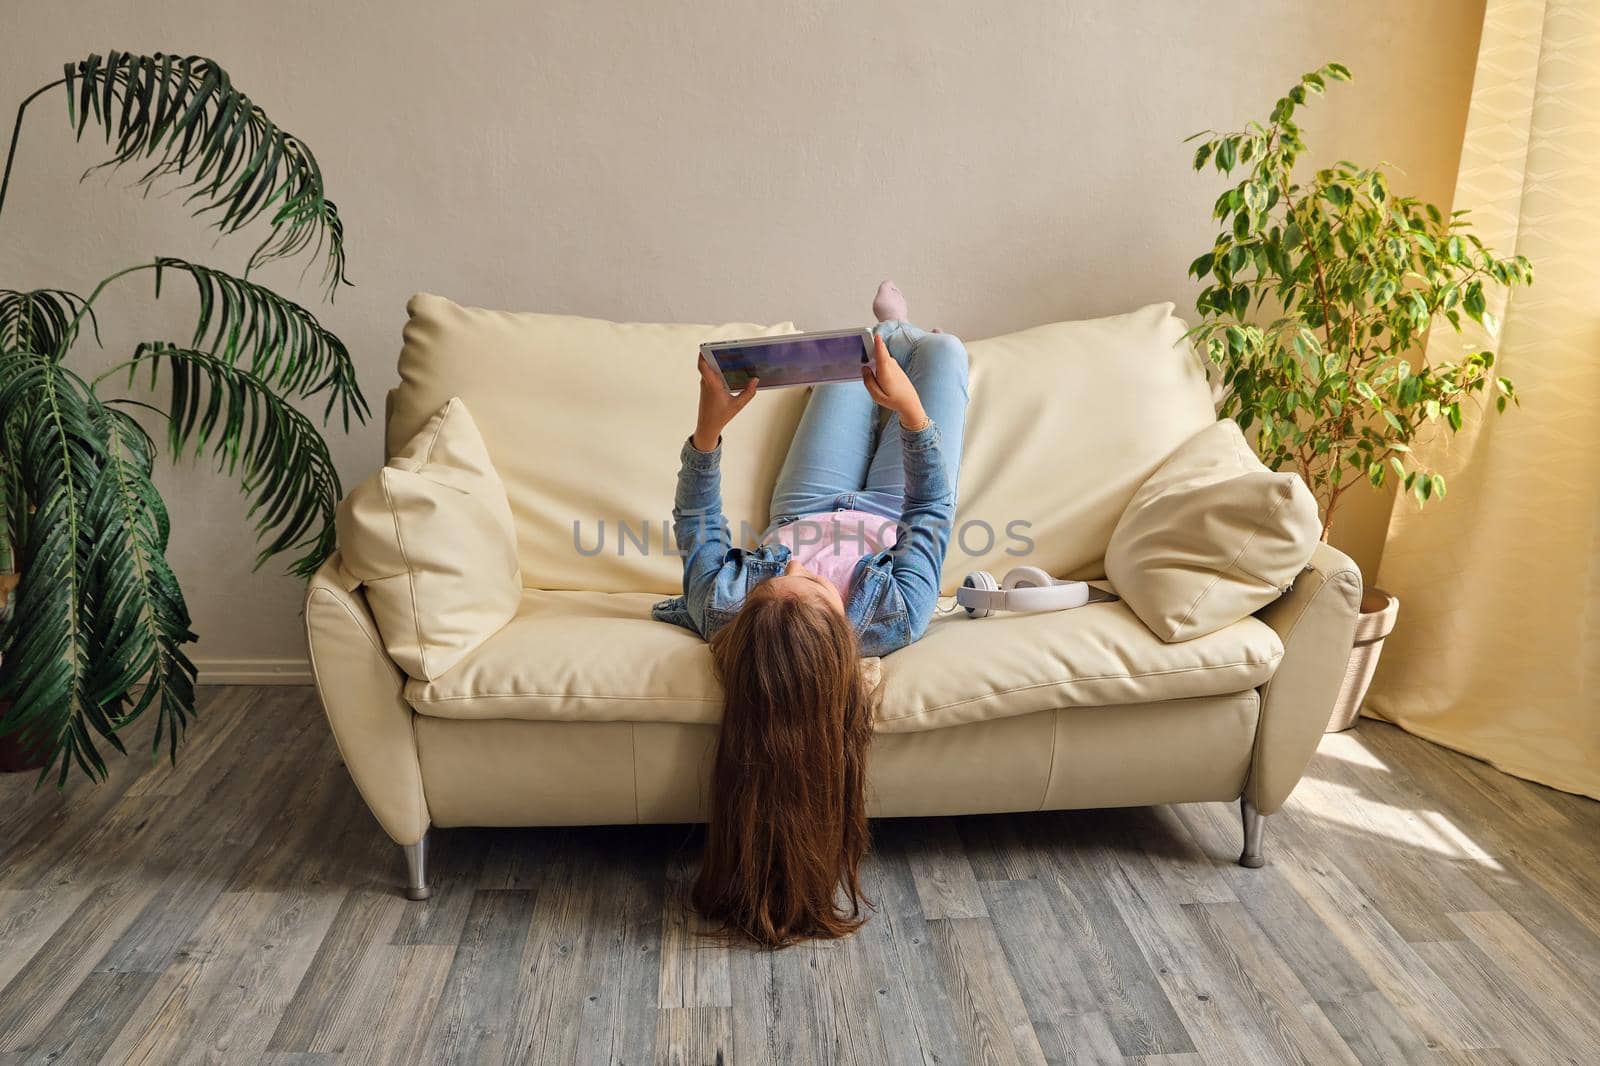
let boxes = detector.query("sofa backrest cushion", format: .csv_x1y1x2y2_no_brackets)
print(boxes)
389,294,803,593
337,397,522,679
949,302,1216,592
1104,418,1323,642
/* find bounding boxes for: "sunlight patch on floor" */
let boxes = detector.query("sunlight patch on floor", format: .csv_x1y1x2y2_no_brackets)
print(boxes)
1292,775,1505,870
1315,731,1393,771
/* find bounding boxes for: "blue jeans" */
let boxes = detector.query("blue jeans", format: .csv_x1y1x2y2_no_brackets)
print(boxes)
768,320,969,527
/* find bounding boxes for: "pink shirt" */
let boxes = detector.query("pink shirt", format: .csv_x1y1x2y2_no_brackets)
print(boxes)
763,509,901,600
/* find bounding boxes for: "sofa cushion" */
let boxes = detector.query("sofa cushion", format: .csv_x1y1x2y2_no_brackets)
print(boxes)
871,598,1282,733
403,589,1283,731
336,398,521,680
389,294,803,594
948,302,1216,593
1105,419,1322,642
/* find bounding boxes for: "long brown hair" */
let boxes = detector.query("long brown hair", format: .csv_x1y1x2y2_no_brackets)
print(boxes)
693,583,874,947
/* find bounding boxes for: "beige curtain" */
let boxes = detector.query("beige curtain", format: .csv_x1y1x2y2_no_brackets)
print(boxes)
1366,0,1600,799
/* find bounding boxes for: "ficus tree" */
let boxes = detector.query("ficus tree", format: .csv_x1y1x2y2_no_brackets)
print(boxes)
0,52,367,784
1185,62,1531,538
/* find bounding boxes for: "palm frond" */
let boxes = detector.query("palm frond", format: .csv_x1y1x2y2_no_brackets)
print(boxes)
61,52,349,296
131,342,341,576
0,289,95,357
0,354,125,784
83,403,197,762
151,258,368,428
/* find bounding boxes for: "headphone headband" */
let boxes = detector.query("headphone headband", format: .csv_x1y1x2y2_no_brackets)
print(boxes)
957,568,1091,618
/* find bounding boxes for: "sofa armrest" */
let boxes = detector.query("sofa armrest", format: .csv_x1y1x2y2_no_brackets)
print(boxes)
1246,541,1363,814
305,553,430,846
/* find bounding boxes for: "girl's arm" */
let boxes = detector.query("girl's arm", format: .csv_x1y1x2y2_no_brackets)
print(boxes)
862,338,955,638
885,421,955,638
672,359,760,605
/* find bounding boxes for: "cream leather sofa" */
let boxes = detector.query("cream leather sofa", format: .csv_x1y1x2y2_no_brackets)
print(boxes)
305,295,1363,899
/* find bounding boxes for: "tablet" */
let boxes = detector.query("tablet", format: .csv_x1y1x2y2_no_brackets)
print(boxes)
701,328,873,393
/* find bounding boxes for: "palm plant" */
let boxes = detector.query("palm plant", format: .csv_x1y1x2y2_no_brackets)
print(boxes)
0,52,366,784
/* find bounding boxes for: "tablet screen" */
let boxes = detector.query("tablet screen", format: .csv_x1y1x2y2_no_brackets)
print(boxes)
707,331,870,391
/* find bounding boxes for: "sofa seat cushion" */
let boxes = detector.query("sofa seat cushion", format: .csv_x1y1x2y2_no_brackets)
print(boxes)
405,589,720,725
872,598,1281,733
403,589,1283,732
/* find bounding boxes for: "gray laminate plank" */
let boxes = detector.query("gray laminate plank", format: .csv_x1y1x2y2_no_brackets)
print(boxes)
1171,805,1377,1004
1361,721,1576,835
1082,830,1295,1065
0,888,93,993
17,969,157,1066
0,691,229,886
417,890,534,1065
1174,801,1443,1066
169,889,345,1066
725,938,779,1066
956,814,1039,882
0,876,158,1053
478,824,557,891
829,842,932,1066
1413,937,1582,1066
657,845,731,1009
758,927,896,1066
765,941,847,1065
1448,909,1600,1053
341,943,457,1066
573,829,666,1066
1182,901,1361,1066
507,829,619,1064
929,917,1050,1065
267,888,405,1053
122,686,261,798
97,705,326,976
980,876,1122,1066
865,827,979,1066
1128,806,1238,906
653,1006,732,1066
1357,724,1600,986
813,934,898,1066
901,818,989,920
1314,987,1444,1066
219,743,352,896
1272,850,1492,1052
1031,815,1195,1058
95,891,279,1066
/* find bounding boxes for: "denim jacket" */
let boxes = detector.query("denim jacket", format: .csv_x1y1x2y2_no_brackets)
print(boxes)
651,424,955,657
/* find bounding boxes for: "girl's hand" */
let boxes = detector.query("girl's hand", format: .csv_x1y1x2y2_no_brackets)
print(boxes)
862,335,928,428
693,355,759,452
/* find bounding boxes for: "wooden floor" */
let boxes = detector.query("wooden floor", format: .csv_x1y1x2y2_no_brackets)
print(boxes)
2,688,1598,1065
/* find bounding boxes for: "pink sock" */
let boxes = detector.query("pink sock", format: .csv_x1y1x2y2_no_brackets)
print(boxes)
872,280,908,322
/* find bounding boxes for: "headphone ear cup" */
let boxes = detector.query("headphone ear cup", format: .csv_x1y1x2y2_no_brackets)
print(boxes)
1002,566,1055,590
960,570,999,618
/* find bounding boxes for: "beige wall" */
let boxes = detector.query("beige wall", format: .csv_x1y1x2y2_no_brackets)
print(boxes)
0,1,1483,678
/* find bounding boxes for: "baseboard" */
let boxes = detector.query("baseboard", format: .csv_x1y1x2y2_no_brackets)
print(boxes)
193,658,313,685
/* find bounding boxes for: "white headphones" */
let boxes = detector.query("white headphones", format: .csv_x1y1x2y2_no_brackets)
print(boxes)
957,566,1091,618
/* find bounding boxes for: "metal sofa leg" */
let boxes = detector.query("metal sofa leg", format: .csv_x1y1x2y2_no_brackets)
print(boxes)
402,834,432,900
1238,796,1266,868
